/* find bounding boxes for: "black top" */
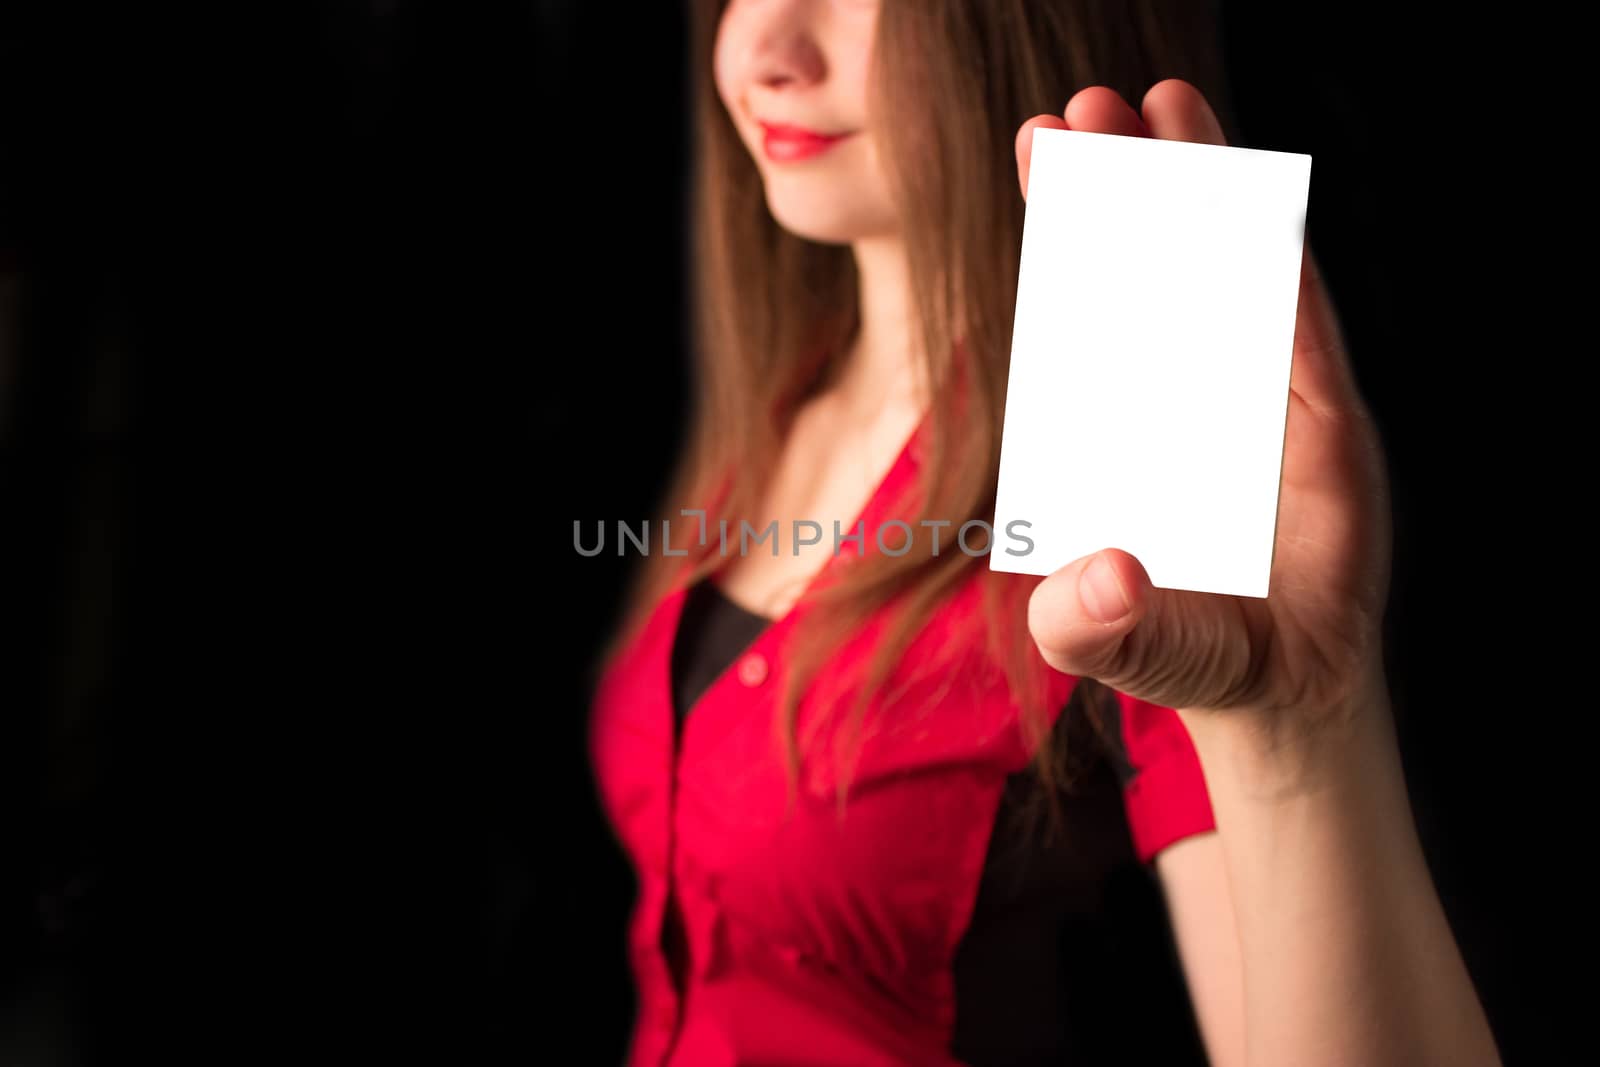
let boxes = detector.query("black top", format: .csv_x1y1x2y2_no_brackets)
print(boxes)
665,577,1209,1065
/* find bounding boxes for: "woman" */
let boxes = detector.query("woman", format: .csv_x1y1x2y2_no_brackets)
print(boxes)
587,1,1501,1064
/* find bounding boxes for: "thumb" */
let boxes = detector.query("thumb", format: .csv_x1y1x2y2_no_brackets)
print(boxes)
1026,548,1253,711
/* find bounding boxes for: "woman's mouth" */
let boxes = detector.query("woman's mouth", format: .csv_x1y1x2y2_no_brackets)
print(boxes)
758,121,857,163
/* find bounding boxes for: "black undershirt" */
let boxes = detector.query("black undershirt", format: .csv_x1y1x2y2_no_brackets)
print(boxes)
665,576,1209,1065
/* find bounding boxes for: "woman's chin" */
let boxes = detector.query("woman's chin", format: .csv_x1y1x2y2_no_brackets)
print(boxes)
764,193,890,247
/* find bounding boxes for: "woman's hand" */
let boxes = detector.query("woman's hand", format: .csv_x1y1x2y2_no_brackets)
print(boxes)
1017,87,1504,1067
1019,80,1393,754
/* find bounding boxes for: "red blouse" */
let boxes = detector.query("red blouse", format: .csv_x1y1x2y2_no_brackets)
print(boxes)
588,411,1216,1066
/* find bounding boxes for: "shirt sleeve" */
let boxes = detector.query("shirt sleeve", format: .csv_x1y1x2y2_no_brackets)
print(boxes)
1111,689,1216,864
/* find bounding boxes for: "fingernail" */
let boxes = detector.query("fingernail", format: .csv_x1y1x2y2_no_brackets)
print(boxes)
1079,554,1130,623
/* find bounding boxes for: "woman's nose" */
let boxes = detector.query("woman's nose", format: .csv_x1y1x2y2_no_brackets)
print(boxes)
742,0,827,90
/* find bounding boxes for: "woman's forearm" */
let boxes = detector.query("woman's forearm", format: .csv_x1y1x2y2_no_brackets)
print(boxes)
1179,670,1502,1067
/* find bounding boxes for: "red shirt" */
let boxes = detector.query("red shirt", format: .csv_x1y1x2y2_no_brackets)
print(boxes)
589,412,1216,1066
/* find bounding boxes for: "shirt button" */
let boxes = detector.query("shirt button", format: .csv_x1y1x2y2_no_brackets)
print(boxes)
736,652,769,687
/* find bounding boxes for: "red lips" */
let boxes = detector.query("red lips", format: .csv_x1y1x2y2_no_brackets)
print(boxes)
758,121,856,163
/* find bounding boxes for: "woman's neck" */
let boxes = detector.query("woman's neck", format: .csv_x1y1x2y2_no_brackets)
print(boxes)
828,235,932,421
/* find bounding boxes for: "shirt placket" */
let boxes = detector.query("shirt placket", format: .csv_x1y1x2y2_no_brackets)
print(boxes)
658,621,778,1065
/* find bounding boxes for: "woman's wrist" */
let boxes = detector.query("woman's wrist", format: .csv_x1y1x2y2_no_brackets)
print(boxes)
1176,656,1394,805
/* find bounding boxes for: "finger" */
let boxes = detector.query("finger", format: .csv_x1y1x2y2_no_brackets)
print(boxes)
1288,241,1370,426
1139,77,1228,146
1015,114,1068,200
1017,86,1150,201
1027,548,1255,712
1063,85,1152,138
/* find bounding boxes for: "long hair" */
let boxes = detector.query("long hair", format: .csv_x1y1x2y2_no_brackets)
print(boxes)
596,0,1239,842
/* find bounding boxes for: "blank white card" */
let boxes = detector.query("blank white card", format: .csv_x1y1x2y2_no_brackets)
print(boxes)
990,127,1312,599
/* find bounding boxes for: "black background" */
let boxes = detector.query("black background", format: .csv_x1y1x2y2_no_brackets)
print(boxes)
1,2,1584,1064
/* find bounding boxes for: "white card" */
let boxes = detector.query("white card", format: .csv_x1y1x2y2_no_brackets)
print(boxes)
990,127,1312,599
